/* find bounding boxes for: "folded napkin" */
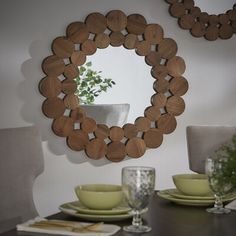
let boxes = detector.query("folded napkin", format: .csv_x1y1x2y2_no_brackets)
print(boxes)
225,199,236,210
17,217,120,236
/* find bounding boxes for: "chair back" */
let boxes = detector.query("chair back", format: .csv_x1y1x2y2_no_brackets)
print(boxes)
0,126,44,233
186,125,236,173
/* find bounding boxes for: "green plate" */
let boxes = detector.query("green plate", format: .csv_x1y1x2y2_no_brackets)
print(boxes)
167,189,215,200
66,200,131,215
158,189,236,206
59,202,148,222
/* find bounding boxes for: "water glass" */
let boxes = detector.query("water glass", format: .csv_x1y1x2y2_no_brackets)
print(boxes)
122,166,155,233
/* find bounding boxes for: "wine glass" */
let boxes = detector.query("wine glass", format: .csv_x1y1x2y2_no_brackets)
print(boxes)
122,166,155,233
205,157,233,214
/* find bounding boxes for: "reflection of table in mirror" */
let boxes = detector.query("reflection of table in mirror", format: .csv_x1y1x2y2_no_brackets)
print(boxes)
3,192,236,236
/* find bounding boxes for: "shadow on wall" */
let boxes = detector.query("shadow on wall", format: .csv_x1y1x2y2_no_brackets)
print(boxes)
18,40,117,166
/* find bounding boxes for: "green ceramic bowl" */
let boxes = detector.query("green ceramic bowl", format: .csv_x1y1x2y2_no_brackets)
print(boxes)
74,184,123,210
172,174,212,196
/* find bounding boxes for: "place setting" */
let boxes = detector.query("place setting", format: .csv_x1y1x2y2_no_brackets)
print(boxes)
59,166,156,233
158,155,236,213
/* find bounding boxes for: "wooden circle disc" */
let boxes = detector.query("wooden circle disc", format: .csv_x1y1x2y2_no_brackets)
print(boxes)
166,96,185,116
166,56,186,77
64,94,79,109
94,124,110,139
183,0,194,9
144,106,161,121
81,39,97,55
145,51,161,66
228,9,236,21
169,76,188,96
110,32,125,47
81,117,97,133
67,130,89,151
42,55,65,76
158,38,178,59
39,76,62,98
170,3,186,18
52,116,74,137
198,12,209,23
66,22,89,44
106,10,127,32
144,24,164,44
135,117,151,132
157,113,177,134
70,51,86,66
109,126,124,141
63,64,79,80
86,138,107,159
95,33,110,49
209,15,219,26
143,129,163,148
126,137,146,158
123,123,138,139
153,78,170,93
179,14,195,29
219,24,233,39
85,12,107,34
106,141,126,162
136,41,151,56
42,97,65,118
151,93,167,107
70,107,86,123
204,25,219,41
62,79,77,95
151,65,168,80
219,14,230,24
124,34,138,49
52,37,74,59
126,14,147,35
190,22,206,37
189,6,201,17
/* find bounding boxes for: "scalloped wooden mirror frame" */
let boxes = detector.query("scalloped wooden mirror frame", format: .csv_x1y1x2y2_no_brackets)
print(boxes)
165,0,236,41
39,10,188,162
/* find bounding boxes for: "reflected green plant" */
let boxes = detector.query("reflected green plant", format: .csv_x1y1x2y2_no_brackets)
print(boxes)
211,135,236,191
74,62,116,104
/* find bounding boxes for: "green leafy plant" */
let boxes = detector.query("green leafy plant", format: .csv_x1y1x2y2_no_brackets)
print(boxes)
74,62,116,104
211,135,236,190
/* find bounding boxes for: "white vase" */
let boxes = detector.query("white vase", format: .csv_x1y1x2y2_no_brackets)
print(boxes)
81,104,130,127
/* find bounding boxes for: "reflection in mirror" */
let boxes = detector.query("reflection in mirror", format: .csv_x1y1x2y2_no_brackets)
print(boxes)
83,46,154,125
194,0,235,14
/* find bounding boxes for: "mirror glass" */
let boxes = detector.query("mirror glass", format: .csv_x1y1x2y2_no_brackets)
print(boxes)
85,46,154,124
194,0,235,14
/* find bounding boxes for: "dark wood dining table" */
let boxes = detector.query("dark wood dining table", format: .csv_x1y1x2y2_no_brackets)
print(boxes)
1,191,236,236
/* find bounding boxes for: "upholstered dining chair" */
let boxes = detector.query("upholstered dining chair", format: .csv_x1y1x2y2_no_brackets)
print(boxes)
0,126,44,233
186,125,236,174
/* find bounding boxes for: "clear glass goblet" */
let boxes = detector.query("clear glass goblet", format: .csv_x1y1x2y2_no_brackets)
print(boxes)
205,157,233,214
122,166,155,233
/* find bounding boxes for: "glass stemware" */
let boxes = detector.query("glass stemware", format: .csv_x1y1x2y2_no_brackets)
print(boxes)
205,157,233,214
122,166,155,233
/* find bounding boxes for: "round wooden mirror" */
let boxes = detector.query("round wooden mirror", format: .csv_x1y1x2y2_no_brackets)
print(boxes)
39,10,188,162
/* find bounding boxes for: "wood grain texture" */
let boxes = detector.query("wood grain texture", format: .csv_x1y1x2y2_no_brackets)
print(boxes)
40,10,188,162
86,138,107,159
126,137,146,158
106,10,127,32
106,141,126,162
126,14,147,35
85,12,107,34
143,129,163,148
